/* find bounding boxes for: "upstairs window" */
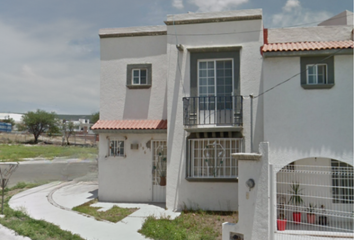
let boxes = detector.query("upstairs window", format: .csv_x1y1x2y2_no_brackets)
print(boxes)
132,69,148,85
307,64,327,85
301,56,334,89
126,64,152,89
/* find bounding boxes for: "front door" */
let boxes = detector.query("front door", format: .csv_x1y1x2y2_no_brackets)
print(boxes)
198,59,234,125
152,140,167,202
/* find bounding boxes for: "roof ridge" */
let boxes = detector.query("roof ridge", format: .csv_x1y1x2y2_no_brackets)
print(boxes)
265,40,354,45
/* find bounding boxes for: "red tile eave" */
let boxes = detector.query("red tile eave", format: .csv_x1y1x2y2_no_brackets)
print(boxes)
91,119,167,130
262,40,354,52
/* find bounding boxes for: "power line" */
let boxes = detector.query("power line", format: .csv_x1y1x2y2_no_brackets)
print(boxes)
253,48,347,99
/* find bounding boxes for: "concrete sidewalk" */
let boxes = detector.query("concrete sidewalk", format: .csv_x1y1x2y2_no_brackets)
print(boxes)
9,181,180,240
0,224,31,240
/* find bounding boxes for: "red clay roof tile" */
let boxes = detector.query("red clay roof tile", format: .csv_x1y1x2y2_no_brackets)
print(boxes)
262,40,354,52
91,119,167,130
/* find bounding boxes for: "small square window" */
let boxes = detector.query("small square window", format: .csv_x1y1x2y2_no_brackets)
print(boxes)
132,69,148,85
306,64,327,85
300,56,334,89
109,140,125,157
126,64,152,89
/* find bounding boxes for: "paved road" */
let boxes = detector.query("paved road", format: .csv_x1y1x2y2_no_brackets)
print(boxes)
6,158,98,187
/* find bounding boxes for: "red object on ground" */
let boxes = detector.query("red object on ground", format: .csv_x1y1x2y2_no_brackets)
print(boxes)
277,219,287,231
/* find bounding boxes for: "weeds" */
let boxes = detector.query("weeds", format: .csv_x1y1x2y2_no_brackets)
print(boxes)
72,199,138,223
0,144,97,162
139,209,238,240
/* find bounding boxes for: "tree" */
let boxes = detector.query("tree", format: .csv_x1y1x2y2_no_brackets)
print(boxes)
90,112,99,124
62,120,75,145
21,109,59,144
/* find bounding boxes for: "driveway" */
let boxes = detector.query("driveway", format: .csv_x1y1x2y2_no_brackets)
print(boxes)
9,181,180,240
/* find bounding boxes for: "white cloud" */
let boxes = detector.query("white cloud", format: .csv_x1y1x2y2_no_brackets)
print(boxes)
173,0,184,9
283,0,300,12
186,0,248,12
270,0,332,28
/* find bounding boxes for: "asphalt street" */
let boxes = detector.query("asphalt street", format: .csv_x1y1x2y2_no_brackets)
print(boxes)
6,158,98,187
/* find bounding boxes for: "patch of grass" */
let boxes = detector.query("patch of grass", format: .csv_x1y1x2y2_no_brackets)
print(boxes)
0,182,83,240
0,144,97,162
139,210,238,240
73,199,138,223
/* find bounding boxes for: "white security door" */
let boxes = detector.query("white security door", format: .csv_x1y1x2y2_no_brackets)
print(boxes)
152,140,167,202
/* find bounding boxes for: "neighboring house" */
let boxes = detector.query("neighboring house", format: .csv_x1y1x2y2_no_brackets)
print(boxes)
262,11,353,234
57,114,93,133
92,8,353,223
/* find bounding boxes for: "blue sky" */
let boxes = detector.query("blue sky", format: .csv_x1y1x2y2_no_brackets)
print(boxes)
0,0,352,114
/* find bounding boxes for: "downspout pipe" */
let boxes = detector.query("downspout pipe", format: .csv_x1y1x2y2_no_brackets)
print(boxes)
250,95,254,153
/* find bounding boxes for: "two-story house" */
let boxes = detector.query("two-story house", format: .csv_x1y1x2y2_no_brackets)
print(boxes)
92,9,263,211
92,9,353,220
262,11,353,231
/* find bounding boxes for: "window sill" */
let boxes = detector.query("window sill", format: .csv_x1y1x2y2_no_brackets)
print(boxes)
127,85,151,89
105,155,126,159
186,177,238,182
301,84,334,89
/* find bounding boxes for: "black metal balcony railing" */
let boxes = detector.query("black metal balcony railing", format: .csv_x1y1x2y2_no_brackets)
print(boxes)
183,95,243,126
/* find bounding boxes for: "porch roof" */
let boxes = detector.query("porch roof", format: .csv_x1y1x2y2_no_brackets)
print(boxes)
91,119,167,130
262,40,354,52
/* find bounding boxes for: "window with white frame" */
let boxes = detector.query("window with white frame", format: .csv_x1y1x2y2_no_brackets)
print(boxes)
300,56,334,89
187,138,243,179
109,140,125,157
198,59,233,110
331,160,353,204
307,64,327,85
132,69,148,85
126,63,152,89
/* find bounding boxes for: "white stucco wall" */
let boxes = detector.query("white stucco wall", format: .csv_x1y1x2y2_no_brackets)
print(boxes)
263,54,353,167
222,143,270,240
166,15,264,211
100,34,167,121
98,133,167,202
268,26,353,43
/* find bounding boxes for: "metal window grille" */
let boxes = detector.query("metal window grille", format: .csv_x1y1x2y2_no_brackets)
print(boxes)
187,138,243,178
109,140,124,157
273,162,354,238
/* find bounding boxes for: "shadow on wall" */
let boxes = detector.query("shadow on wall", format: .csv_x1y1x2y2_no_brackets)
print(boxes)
123,89,151,119
254,64,264,150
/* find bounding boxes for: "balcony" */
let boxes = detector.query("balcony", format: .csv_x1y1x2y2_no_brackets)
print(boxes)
182,95,243,128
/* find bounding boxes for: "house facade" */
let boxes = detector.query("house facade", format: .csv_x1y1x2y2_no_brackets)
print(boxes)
93,9,264,211
261,15,353,234
92,8,353,222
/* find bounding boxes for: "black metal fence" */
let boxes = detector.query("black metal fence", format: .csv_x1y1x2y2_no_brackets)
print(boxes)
182,95,243,126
